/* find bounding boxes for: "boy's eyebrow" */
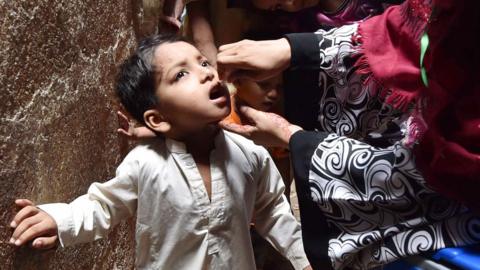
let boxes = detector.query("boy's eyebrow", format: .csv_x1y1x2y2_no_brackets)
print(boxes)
159,53,205,82
164,60,187,79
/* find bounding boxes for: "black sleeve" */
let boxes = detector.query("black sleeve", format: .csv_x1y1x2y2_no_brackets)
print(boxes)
285,33,321,71
289,131,329,184
283,33,323,131
289,131,334,270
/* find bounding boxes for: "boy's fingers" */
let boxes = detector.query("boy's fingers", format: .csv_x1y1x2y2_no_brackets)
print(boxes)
117,128,132,137
117,111,131,130
116,110,128,120
32,235,58,250
14,220,54,246
15,199,33,207
11,214,42,242
11,205,38,228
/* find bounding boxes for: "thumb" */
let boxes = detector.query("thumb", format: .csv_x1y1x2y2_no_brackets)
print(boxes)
32,235,58,250
117,128,132,137
15,199,34,207
237,105,262,124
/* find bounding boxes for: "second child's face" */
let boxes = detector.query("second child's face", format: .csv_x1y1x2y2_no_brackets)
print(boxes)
235,76,282,112
152,42,231,133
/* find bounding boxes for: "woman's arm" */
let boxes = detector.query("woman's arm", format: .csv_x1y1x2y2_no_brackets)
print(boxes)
187,0,218,67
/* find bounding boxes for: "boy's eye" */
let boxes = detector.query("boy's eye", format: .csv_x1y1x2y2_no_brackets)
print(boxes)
201,60,210,67
175,71,187,81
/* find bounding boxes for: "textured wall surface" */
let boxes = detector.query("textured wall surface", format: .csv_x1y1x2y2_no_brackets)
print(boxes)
0,1,159,269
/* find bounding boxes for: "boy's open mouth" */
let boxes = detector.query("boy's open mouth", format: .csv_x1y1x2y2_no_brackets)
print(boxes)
209,83,228,101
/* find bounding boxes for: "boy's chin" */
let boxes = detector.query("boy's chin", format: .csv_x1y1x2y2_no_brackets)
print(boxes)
215,106,231,119
204,106,231,126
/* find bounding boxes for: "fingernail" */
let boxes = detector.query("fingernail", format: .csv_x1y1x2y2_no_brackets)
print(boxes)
10,221,16,228
9,238,15,244
14,239,21,246
33,240,41,247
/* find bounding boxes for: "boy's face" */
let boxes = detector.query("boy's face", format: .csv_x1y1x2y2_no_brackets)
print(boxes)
151,42,230,134
234,76,282,112
252,0,318,12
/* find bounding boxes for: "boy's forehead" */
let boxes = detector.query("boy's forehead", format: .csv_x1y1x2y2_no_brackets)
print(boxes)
152,42,201,67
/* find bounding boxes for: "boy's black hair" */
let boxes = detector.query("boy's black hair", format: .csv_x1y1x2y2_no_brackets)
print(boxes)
116,33,186,124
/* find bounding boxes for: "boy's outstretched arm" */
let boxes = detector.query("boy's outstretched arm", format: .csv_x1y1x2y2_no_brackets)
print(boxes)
10,199,58,249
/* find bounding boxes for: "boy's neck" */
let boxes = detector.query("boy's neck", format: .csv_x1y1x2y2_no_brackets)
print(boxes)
181,125,219,157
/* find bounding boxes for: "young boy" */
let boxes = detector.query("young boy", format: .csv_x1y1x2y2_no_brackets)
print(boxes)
9,34,311,270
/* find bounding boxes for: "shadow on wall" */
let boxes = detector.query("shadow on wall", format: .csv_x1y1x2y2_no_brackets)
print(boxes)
0,0,160,268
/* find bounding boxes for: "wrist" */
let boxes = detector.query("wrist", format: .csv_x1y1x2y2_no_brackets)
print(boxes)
285,125,303,149
278,38,292,71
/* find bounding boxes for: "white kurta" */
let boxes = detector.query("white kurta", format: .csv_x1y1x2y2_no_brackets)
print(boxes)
39,130,309,270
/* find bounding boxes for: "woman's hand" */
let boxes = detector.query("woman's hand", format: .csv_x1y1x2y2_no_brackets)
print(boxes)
220,105,302,148
217,38,292,82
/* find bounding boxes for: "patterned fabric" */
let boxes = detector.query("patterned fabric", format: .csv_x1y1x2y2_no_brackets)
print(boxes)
313,24,404,144
308,134,479,269
285,24,480,270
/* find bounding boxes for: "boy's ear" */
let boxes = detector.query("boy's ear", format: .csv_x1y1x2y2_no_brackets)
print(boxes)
143,109,171,134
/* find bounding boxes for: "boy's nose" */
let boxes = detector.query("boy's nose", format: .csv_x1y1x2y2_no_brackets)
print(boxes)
201,69,215,82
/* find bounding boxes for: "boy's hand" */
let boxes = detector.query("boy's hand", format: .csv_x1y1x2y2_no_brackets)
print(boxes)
220,105,303,149
9,199,58,249
117,111,156,139
217,38,291,82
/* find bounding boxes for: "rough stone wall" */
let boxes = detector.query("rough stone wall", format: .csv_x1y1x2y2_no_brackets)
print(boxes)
0,1,160,269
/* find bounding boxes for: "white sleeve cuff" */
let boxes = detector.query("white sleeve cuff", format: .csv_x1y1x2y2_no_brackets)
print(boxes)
38,203,75,247
286,240,310,270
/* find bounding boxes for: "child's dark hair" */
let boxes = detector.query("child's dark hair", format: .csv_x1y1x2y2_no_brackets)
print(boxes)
116,33,186,124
